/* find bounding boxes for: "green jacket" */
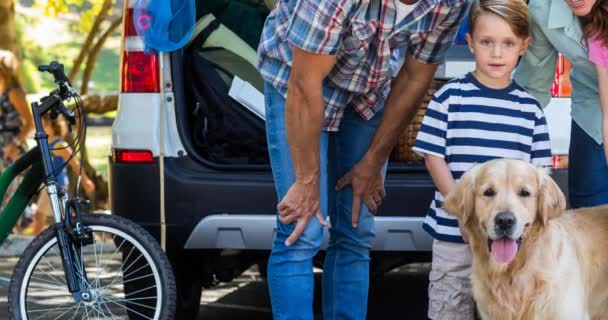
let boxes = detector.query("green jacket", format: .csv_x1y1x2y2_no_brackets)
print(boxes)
514,0,600,144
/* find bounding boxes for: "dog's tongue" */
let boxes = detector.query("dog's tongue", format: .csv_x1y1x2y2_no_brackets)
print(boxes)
491,238,518,263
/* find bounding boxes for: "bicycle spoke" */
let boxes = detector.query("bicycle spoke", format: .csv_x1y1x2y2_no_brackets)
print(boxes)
100,295,158,310
68,303,82,320
99,272,155,293
97,264,153,293
100,249,143,294
102,298,155,320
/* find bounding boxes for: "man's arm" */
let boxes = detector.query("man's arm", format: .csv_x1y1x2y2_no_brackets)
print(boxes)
336,55,439,227
366,55,438,166
277,46,336,245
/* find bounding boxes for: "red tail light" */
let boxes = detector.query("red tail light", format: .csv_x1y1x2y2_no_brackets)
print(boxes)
121,6,160,93
551,55,572,98
121,51,160,93
114,149,154,163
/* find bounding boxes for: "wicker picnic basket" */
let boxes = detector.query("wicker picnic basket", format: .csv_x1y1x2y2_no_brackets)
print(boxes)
390,78,448,162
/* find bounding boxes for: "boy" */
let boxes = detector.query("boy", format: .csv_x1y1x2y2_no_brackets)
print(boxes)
412,0,553,318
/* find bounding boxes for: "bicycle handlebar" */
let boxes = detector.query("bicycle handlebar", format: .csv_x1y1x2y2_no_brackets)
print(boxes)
37,62,77,125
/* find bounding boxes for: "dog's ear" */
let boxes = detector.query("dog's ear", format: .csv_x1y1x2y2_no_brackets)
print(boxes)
536,166,566,225
443,164,481,224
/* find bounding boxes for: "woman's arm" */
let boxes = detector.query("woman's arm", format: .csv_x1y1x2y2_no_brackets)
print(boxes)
8,89,33,145
3,89,34,161
597,66,608,163
513,19,559,108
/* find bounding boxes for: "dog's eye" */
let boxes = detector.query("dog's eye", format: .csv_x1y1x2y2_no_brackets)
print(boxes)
519,189,531,197
483,188,495,197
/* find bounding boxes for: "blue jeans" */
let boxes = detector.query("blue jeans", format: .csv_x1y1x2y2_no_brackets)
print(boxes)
569,121,608,208
264,83,387,320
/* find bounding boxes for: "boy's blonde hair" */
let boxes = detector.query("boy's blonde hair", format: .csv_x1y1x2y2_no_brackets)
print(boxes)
468,0,531,39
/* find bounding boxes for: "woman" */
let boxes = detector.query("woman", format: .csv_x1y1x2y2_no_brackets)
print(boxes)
0,50,35,233
0,50,33,163
514,0,605,209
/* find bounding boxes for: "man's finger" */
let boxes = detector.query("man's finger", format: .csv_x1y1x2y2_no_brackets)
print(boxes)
335,173,351,191
379,187,386,198
285,218,308,246
364,197,377,213
315,210,328,227
279,212,298,225
351,194,361,228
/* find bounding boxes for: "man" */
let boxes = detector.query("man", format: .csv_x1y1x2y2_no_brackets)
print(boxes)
258,0,470,318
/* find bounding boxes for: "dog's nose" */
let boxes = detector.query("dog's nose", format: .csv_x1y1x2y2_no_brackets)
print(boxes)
495,211,516,231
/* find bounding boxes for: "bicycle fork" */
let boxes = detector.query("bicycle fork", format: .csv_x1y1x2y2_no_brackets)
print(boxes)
48,184,94,302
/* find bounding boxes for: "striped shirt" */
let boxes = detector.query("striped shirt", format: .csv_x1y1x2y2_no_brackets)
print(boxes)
413,73,553,243
257,0,470,131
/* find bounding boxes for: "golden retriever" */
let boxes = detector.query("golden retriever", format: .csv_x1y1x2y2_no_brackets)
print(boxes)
442,158,608,320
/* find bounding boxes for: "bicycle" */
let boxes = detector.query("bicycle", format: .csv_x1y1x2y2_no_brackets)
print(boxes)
0,62,176,319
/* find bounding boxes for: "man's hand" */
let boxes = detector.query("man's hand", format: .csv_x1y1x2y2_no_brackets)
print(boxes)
278,179,328,246
335,156,385,228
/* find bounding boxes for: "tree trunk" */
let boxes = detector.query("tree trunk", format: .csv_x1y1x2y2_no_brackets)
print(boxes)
68,0,113,82
81,94,118,114
81,16,123,95
0,0,17,55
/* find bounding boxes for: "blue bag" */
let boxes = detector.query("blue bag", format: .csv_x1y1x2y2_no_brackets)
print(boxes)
133,0,196,53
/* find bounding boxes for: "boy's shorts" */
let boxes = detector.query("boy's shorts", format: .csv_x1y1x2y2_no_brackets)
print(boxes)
428,239,476,320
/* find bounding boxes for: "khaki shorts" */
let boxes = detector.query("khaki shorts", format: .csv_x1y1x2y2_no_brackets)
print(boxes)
36,188,57,224
428,240,476,320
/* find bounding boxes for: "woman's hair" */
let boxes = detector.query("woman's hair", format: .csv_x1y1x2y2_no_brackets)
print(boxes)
0,50,21,88
581,0,608,47
468,0,531,39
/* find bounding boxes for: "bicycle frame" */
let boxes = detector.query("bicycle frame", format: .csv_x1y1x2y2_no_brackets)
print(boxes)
0,148,44,244
0,92,90,298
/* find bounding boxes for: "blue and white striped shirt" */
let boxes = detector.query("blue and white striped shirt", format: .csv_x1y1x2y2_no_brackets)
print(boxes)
413,73,552,243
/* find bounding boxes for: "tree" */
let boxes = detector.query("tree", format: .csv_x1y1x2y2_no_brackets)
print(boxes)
39,0,123,210
0,0,18,54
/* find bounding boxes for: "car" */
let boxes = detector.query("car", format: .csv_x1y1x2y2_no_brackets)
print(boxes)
110,0,571,318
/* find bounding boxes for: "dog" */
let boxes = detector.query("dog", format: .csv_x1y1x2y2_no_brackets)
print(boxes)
442,158,608,320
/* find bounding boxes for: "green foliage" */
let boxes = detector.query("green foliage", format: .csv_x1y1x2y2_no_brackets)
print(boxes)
34,0,109,34
16,1,120,94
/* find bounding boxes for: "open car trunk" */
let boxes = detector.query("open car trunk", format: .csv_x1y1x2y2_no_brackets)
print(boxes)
175,0,433,171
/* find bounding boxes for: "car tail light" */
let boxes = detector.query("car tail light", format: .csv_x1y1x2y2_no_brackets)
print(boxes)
551,55,572,98
114,149,154,164
120,4,160,93
552,155,569,169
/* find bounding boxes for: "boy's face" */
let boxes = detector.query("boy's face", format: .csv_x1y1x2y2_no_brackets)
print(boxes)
466,13,531,88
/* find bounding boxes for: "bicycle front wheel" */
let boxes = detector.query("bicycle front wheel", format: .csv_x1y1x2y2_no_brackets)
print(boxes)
8,214,176,320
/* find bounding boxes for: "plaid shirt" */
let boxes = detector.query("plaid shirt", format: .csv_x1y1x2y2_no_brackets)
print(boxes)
257,0,470,131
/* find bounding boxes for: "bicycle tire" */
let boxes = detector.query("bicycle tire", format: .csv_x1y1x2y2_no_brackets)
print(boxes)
8,214,176,320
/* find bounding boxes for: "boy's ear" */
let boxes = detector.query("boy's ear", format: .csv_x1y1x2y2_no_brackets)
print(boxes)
466,33,474,54
520,36,532,56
